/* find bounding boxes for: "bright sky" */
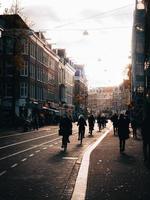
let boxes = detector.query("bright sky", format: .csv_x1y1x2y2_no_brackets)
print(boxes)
0,0,135,88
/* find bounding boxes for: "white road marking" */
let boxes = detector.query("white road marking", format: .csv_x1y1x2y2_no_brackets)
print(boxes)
29,154,34,157
49,144,53,147
35,150,40,153
0,133,57,150
62,157,78,160
0,138,60,161
21,158,27,162
71,128,111,200
11,163,18,168
0,170,7,176
43,147,47,149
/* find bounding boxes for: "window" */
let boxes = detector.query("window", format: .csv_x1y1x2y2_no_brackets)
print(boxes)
30,42,36,58
5,61,13,76
30,63,35,79
43,88,47,100
37,66,40,81
30,83,35,99
5,83,12,97
20,60,28,76
5,38,14,54
51,59,55,70
37,86,43,100
37,47,43,63
43,52,48,66
20,82,28,97
37,66,43,82
22,39,29,55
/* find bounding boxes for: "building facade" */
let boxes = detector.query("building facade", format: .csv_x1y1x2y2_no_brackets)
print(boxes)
0,14,75,126
131,0,146,122
143,0,150,111
73,64,88,119
88,87,115,116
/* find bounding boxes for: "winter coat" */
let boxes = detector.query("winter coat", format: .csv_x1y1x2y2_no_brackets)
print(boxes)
141,117,150,143
88,115,95,126
59,116,72,136
77,117,87,127
118,115,130,140
111,114,118,127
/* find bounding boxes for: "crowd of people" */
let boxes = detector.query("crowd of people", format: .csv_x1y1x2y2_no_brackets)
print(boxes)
18,105,150,166
59,112,109,152
59,110,150,167
110,110,150,166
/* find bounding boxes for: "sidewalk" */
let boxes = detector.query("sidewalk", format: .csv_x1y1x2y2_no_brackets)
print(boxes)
85,130,150,200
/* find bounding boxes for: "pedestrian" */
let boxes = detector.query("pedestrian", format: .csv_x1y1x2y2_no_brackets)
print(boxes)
111,113,118,135
111,113,118,136
141,113,150,165
77,114,87,140
101,113,107,128
88,114,95,135
59,113,72,151
97,113,102,131
117,114,130,153
131,118,138,139
32,109,39,130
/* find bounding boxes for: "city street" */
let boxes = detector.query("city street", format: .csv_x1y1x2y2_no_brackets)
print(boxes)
0,123,110,200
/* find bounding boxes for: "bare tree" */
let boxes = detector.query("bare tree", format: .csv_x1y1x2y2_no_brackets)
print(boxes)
3,0,34,28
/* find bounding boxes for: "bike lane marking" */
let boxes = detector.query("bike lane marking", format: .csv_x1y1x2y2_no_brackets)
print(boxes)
0,133,57,150
0,170,7,176
0,138,60,161
71,128,111,200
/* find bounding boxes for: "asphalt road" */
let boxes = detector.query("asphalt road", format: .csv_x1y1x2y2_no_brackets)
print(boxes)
0,123,110,200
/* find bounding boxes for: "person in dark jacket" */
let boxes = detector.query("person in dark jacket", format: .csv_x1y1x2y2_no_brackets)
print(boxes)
97,114,102,132
111,113,118,136
117,114,130,153
88,114,95,134
131,118,138,139
77,114,87,140
59,113,72,149
141,115,150,164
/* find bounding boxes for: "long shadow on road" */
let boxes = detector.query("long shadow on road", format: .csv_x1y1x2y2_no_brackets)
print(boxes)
118,153,136,165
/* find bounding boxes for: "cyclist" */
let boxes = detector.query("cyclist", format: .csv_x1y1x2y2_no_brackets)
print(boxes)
59,113,72,152
77,114,87,143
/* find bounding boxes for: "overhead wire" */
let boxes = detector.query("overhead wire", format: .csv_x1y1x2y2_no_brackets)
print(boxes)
39,4,134,33
52,3,134,29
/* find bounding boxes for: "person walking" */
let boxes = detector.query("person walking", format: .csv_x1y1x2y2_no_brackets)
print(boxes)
88,114,95,135
117,114,130,153
77,114,87,140
59,113,72,151
141,113,150,165
97,113,102,132
131,118,138,139
111,113,118,136
32,111,39,130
